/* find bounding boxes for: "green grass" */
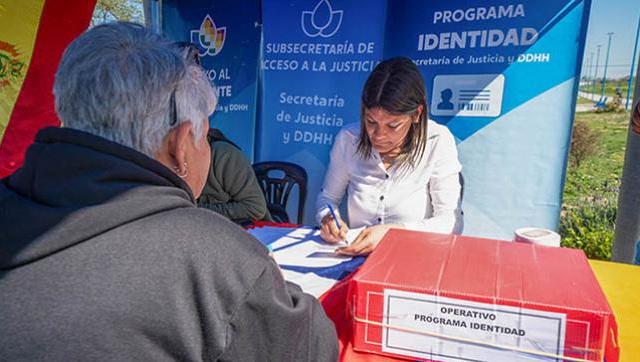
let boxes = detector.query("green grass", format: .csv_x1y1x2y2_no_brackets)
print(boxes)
560,111,630,259
563,111,628,203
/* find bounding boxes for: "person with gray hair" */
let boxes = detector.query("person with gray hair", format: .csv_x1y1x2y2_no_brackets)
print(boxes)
173,42,272,225
0,22,337,361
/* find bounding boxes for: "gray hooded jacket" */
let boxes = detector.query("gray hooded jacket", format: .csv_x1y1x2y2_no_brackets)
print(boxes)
0,127,337,361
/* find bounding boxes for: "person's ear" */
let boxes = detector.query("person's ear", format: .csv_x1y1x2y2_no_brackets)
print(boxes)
168,121,193,177
414,105,424,123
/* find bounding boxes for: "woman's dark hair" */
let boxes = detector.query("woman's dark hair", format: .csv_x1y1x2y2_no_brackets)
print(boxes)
357,57,428,169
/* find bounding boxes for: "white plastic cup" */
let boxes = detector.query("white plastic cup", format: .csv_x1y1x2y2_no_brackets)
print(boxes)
514,227,561,247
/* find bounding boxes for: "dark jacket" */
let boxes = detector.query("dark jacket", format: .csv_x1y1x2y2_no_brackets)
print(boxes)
198,129,272,224
0,127,337,361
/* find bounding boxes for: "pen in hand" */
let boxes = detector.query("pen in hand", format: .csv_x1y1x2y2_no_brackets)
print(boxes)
326,203,347,244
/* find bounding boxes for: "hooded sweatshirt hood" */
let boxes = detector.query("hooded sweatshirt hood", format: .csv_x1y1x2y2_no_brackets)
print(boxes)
0,127,194,269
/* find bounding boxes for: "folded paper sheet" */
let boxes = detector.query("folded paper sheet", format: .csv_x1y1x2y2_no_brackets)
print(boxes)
249,226,366,297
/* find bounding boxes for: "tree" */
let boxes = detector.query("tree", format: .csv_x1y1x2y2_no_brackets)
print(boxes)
569,121,600,168
92,0,143,26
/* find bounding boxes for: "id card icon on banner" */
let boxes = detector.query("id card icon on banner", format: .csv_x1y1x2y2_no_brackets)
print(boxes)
431,74,505,117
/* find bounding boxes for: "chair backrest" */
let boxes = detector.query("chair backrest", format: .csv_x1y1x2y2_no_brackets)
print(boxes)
252,161,308,224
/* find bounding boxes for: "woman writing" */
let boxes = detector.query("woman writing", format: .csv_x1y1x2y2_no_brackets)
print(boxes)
316,57,463,255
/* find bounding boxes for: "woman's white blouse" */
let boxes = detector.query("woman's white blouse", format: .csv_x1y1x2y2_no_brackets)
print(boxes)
316,120,463,234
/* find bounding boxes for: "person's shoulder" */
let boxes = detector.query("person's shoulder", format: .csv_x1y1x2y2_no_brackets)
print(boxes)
212,140,249,163
144,207,269,264
134,207,276,320
427,119,453,138
212,139,242,154
340,122,360,138
334,122,360,148
427,119,458,148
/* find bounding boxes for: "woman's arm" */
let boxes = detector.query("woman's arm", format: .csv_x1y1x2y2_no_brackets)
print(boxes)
316,129,353,242
406,128,463,234
315,129,352,225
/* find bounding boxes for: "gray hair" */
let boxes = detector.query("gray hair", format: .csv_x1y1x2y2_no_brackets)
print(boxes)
54,22,217,157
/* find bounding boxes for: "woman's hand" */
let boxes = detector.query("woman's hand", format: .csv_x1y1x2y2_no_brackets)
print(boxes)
336,224,403,255
320,213,349,244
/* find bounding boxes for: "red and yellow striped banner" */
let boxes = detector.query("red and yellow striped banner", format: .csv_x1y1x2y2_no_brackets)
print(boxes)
0,0,96,177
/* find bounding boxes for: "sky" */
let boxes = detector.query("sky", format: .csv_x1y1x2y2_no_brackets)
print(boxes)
581,0,640,79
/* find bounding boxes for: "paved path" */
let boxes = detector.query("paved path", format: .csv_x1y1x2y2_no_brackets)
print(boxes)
578,91,632,106
576,92,597,112
575,102,595,113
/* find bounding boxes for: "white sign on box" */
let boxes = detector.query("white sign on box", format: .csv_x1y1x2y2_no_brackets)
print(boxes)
430,74,505,117
381,289,566,361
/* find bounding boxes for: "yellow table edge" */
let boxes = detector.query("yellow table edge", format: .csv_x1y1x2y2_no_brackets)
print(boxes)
589,260,640,362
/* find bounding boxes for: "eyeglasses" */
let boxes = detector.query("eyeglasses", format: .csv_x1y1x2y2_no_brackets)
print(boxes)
169,89,177,126
169,42,202,126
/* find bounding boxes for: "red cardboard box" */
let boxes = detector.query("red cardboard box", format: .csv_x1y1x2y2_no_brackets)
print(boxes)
348,230,619,361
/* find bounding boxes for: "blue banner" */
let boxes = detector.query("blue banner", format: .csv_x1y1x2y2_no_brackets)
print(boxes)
384,0,590,239
162,0,261,158
161,0,591,239
257,0,387,224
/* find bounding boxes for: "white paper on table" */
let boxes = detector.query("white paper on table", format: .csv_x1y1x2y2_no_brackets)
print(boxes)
248,226,365,296
342,226,366,246
248,226,354,267
281,269,340,298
